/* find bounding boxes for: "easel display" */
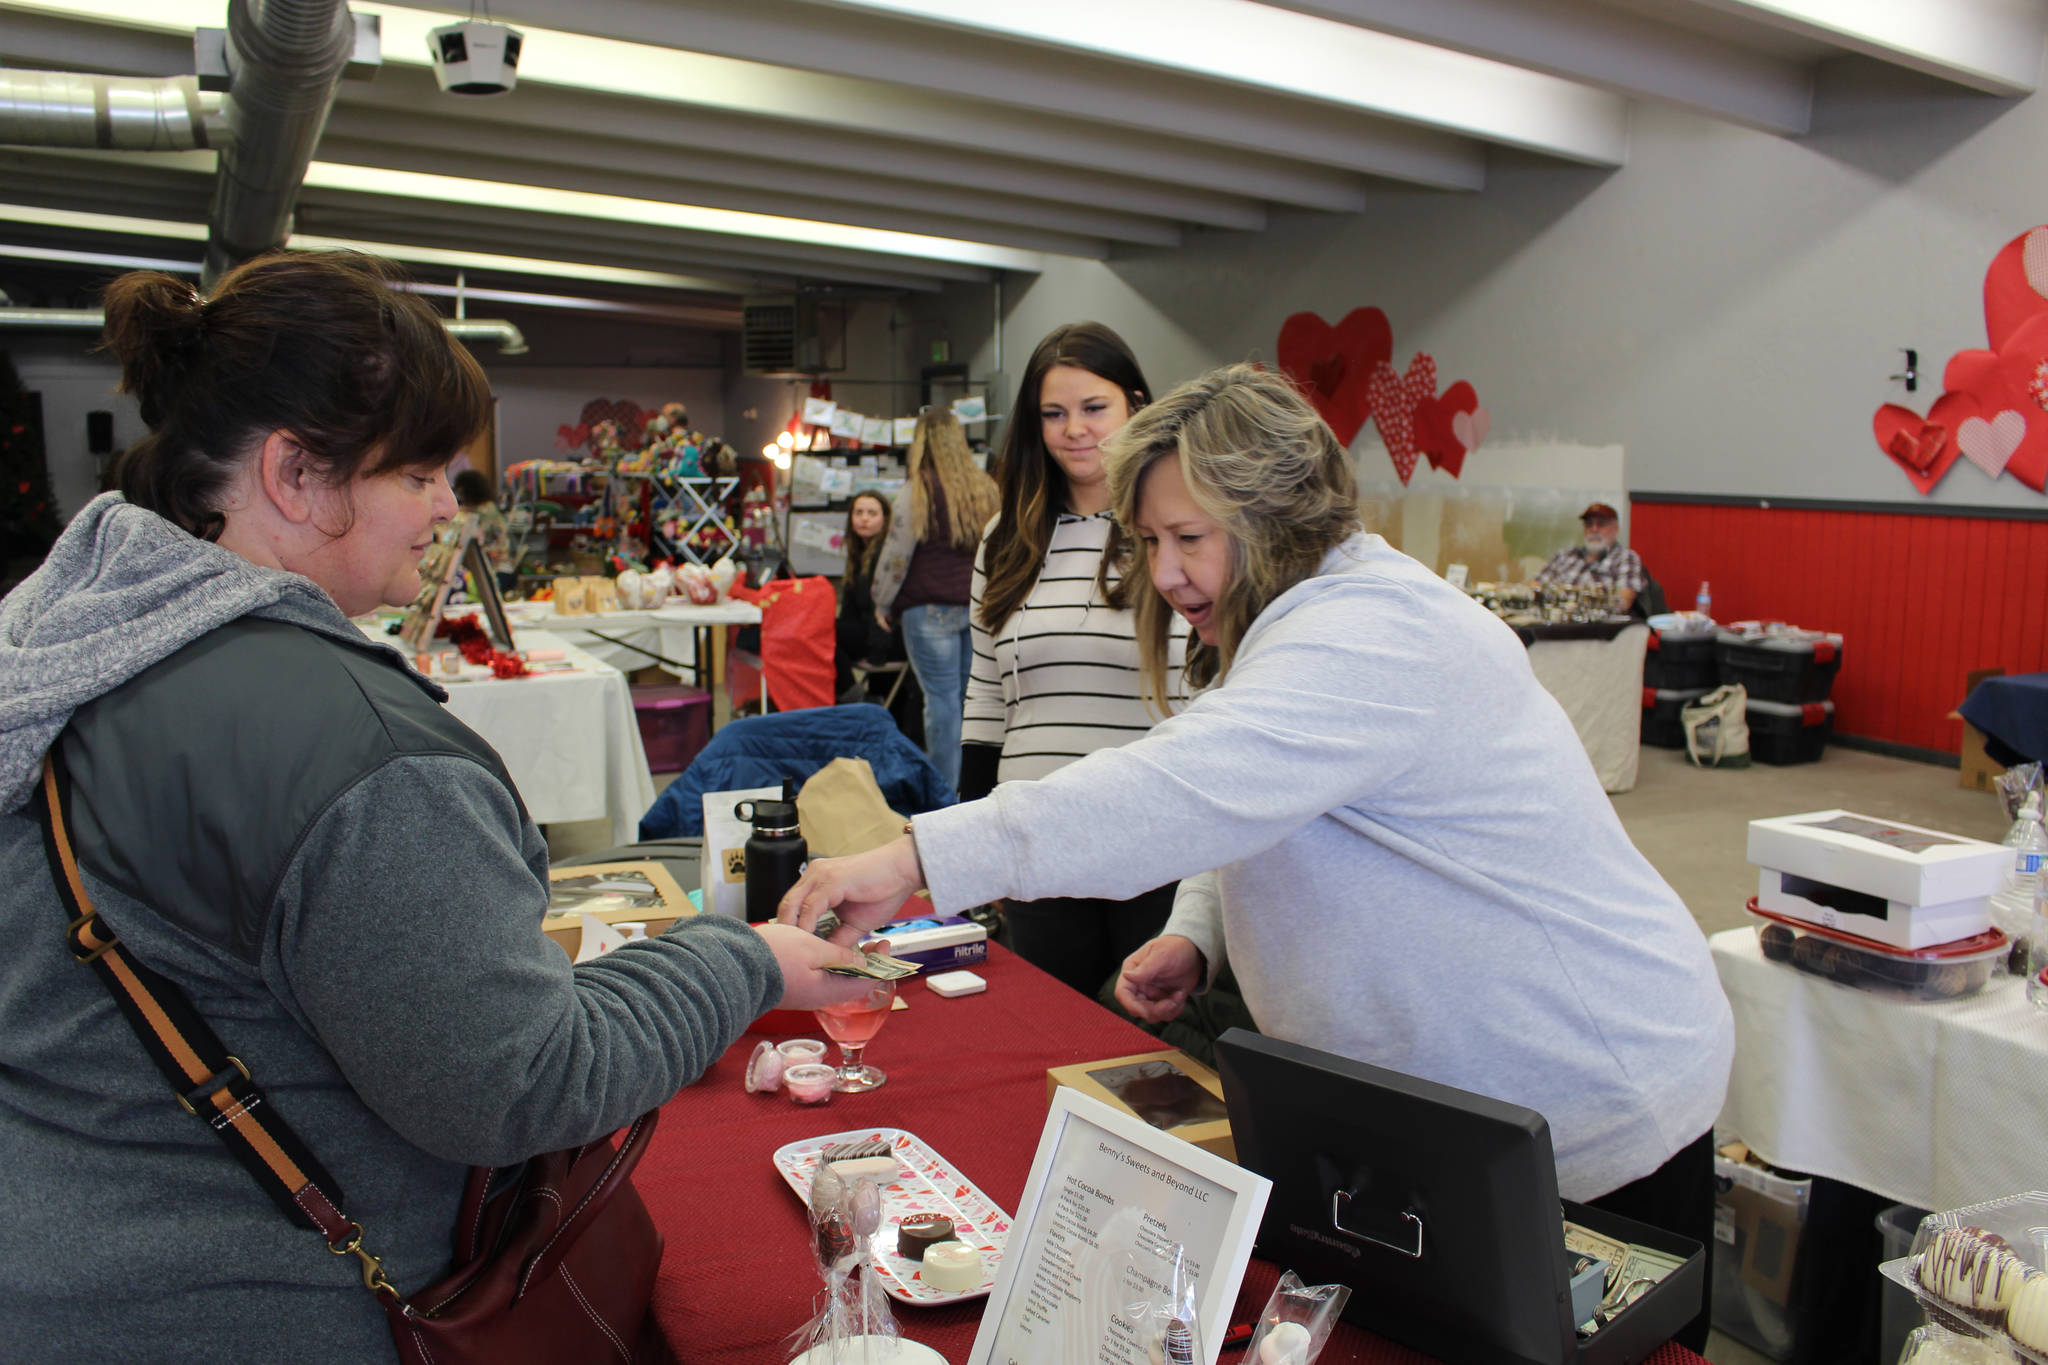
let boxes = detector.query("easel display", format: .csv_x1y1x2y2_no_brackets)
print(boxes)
400,522,513,654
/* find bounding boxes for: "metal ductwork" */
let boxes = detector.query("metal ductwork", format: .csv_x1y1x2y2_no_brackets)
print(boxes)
203,0,357,287
0,1,373,288
442,318,528,355
0,306,528,355
0,70,222,150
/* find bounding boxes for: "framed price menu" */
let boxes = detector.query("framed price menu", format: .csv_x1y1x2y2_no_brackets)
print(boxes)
969,1087,1270,1365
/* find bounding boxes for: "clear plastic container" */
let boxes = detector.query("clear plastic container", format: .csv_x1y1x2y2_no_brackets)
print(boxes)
1748,901,2007,1002
1879,1191,2048,1357
1879,1205,1936,1365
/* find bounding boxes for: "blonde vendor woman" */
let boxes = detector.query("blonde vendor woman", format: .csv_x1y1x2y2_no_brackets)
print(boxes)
783,364,1732,1353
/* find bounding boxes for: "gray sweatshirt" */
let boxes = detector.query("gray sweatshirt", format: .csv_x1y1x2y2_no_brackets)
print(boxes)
912,531,1733,1200
0,495,779,1362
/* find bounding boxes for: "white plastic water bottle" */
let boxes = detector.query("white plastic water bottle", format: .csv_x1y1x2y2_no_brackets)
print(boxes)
1996,792,2047,912
1695,580,1713,618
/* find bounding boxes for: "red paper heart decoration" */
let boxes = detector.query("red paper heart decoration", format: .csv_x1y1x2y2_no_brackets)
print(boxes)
1367,353,1438,485
1943,315,2048,492
1415,380,1487,479
1984,227,2048,352
578,398,653,449
1277,308,1392,448
1873,396,1973,494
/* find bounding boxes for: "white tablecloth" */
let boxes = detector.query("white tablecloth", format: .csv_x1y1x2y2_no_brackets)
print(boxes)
503,601,761,677
424,629,655,845
1526,624,1648,794
1710,925,2048,1211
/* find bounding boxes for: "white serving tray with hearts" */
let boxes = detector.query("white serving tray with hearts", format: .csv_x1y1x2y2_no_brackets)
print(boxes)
772,1128,1011,1305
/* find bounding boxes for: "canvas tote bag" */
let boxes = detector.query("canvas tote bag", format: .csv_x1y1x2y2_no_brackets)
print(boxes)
1682,683,1751,768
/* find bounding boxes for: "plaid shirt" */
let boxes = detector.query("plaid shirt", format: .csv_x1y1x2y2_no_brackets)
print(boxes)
1535,542,1647,593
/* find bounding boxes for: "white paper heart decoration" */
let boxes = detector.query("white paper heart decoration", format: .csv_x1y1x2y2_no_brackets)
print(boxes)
1451,407,1491,453
2025,228,2048,301
1957,409,2025,478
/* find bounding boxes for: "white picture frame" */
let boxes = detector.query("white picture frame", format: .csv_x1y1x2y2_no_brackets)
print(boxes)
967,1087,1270,1365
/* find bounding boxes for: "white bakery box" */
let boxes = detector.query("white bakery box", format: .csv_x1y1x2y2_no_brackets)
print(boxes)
1746,810,2010,950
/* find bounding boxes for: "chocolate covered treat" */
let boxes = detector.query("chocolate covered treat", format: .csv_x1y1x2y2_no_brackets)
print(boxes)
2009,1273,2048,1352
897,1213,955,1262
1759,924,1796,962
824,1137,899,1183
921,1240,983,1292
824,1138,892,1162
1922,1226,2032,1316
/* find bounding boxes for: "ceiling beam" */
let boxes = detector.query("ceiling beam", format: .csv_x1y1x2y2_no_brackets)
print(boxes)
1678,0,2045,95
1259,0,1814,134
298,163,1048,272
289,189,981,289
6,3,1374,208
16,145,1000,284
318,110,1183,250
314,135,1123,258
0,14,1274,233
391,0,1491,185
773,0,1626,163
338,70,1278,229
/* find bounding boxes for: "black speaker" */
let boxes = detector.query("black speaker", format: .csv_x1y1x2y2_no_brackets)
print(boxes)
87,410,114,455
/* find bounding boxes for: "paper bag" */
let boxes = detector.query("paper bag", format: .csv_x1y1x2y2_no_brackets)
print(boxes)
552,576,589,617
702,785,780,919
796,757,907,857
582,575,619,613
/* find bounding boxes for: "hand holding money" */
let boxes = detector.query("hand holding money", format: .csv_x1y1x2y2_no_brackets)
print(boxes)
822,948,921,981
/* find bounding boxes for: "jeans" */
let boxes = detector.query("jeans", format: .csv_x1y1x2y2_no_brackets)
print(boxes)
900,603,969,793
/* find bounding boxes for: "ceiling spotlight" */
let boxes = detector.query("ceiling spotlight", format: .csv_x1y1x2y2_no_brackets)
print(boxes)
428,19,523,97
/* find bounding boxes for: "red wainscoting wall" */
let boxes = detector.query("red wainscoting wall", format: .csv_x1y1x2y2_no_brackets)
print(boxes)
1630,500,2048,756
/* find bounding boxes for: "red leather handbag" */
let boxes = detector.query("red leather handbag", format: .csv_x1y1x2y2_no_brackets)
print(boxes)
35,755,667,1364
383,1114,664,1364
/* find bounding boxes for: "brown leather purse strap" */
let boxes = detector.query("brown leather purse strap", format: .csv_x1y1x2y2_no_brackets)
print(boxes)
35,751,398,1298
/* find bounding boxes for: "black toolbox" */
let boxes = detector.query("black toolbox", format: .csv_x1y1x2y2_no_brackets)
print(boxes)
1715,632,1843,704
1644,627,1719,692
1747,698,1834,765
1642,686,1711,749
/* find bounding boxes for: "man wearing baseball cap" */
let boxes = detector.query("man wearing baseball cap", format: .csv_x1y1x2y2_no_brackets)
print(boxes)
1534,502,1649,612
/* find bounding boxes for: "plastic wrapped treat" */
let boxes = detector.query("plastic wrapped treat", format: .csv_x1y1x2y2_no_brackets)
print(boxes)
1122,1242,1206,1365
1243,1271,1352,1365
1882,1192,2048,1354
788,1165,901,1361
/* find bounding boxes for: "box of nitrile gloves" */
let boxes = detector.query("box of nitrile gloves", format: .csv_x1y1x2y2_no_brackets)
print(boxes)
874,914,988,973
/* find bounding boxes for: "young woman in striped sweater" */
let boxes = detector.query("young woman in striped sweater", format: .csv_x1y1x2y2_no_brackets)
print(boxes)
963,322,1188,995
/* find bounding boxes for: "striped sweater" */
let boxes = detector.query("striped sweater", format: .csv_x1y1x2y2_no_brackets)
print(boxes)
964,511,1188,784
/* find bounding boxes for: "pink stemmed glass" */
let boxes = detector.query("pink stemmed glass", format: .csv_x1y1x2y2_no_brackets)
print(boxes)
813,977,897,1092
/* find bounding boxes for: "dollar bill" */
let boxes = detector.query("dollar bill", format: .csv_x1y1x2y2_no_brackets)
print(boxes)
822,950,922,981
1609,1243,1684,1291
1562,1220,1631,1292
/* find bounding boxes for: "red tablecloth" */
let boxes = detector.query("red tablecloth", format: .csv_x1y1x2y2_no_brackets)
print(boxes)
639,945,1706,1365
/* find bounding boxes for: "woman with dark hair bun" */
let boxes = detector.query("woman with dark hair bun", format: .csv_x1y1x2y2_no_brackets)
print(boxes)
963,322,1188,997
0,251,867,1361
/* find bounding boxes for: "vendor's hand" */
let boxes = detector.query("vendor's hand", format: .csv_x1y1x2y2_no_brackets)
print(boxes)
779,836,924,948
874,606,890,632
752,923,875,1010
1115,935,1206,1023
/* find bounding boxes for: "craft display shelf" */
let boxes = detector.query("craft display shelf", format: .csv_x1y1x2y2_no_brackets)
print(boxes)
616,471,742,567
